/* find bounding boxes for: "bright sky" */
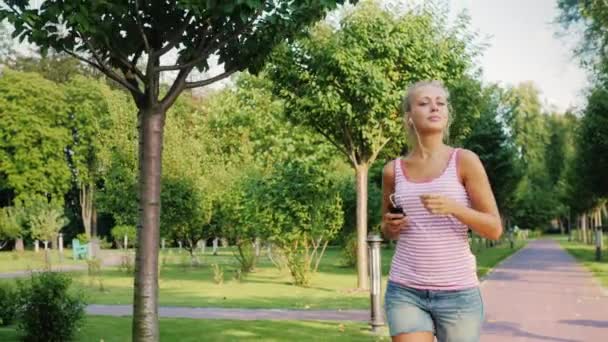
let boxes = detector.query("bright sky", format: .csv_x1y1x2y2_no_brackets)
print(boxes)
449,0,589,112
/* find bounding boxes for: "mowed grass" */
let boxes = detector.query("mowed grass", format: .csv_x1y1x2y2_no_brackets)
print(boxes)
0,239,528,310
0,316,391,342
0,249,87,273
556,235,608,288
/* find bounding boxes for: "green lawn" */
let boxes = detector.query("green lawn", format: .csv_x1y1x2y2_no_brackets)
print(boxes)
1,240,526,310
0,249,87,272
0,241,525,341
0,316,390,342
556,236,608,288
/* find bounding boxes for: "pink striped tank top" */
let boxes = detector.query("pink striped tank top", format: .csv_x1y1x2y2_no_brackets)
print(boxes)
388,148,479,290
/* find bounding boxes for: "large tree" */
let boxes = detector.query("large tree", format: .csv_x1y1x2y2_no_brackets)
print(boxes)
0,70,71,205
463,85,522,220
265,2,479,288
0,1,353,340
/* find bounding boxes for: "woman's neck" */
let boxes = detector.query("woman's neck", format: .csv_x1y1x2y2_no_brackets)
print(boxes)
411,134,447,160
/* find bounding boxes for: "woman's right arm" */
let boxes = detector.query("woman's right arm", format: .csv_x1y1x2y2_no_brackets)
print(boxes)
381,160,408,240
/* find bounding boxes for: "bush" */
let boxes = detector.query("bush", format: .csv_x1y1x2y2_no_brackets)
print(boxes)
16,272,86,342
0,283,18,326
340,233,358,268
212,264,224,285
75,233,90,244
233,239,257,273
111,225,137,248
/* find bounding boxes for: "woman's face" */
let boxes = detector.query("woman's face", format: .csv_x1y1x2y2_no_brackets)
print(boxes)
407,85,449,135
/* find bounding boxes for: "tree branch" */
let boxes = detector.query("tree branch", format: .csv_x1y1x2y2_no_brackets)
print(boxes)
159,66,193,111
344,128,359,166
133,0,151,53
369,137,391,165
156,13,258,72
61,48,144,97
184,69,237,89
112,52,146,82
311,124,354,164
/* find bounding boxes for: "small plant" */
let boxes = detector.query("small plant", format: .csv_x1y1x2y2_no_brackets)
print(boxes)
0,283,18,326
16,272,86,342
212,263,224,285
233,239,257,273
232,268,244,283
86,258,101,277
340,233,358,268
11,252,19,260
86,258,102,288
111,225,137,249
118,254,134,274
76,233,90,244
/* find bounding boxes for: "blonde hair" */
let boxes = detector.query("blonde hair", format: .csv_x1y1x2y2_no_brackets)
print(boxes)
401,80,453,144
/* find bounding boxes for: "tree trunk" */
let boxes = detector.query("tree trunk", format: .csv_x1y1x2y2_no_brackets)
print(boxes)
132,107,165,342
92,204,98,237
80,182,94,238
582,212,588,244
15,238,24,252
355,164,369,290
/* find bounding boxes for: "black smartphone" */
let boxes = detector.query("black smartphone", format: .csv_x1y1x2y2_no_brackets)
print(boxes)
389,206,404,215
389,193,406,218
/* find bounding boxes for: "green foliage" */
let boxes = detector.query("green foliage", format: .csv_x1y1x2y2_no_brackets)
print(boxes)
0,205,25,241
0,70,71,204
340,233,358,268
463,85,522,215
212,264,224,285
565,86,608,213
161,177,208,247
233,239,258,273
557,0,608,82
111,225,137,248
16,272,86,342
0,0,353,107
76,233,90,244
8,54,92,84
267,2,480,166
502,82,559,227
29,200,69,243
0,283,18,326
246,159,344,286
576,87,608,199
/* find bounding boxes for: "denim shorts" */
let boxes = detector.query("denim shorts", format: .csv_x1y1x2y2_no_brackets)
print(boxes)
384,281,484,341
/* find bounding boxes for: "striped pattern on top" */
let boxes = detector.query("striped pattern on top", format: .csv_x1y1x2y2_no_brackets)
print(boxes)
388,148,479,290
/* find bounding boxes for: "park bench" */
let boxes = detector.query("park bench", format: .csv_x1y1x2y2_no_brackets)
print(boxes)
72,239,89,260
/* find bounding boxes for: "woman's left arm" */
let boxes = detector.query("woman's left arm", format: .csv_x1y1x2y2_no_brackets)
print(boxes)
421,149,503,240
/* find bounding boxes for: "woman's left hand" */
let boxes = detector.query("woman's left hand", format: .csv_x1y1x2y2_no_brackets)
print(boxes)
420,193,460,215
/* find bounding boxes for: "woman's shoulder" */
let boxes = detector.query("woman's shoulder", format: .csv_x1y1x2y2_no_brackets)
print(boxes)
455,148,481,164
455,148,484,177
383,159,397,178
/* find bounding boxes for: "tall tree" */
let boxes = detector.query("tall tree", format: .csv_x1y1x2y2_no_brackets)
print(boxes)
266,2,479,288
64,76,113,239
574,87,608,199
0,70,71,205
0,1,353,339
463,85,522,219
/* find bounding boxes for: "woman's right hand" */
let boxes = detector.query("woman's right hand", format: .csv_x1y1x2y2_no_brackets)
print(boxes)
382,213,409,240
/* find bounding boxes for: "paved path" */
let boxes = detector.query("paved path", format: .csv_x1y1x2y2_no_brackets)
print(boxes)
86,305,369,321
480,239,608,342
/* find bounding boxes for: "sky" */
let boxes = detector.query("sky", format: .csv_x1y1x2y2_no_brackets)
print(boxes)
449,0,589,112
